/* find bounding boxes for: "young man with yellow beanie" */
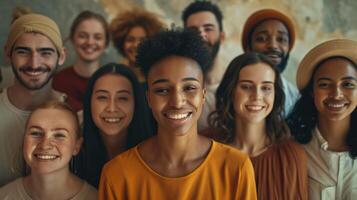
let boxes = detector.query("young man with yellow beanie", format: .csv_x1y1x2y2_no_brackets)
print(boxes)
241,9,299,116
0,13,67,186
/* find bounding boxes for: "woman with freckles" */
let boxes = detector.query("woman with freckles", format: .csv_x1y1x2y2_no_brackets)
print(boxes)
205,52,308,199
99,29,257,200
288,39,357,200
0,101,97,199
53,11,109,112
73,63,153,188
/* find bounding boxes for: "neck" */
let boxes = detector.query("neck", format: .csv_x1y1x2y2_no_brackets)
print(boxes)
101,132,128,159
233,118,269,157
205,56,223,85
73,59,100,78
23,169,81,200
7,81,55,110
317,115,350,152
154,126,200,164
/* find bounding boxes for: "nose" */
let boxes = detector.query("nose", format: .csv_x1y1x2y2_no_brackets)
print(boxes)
106,98,118,112
251,87,263,100
198,28,208,41
28,52,41,68
169,90,185,108
268,38,279,50
38,136,53,150
87,36,96,45
330,85,344,99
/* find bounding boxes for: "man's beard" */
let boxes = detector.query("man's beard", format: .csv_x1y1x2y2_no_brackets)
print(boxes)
206,40,221,72
12,65,55,90
277,53,289,73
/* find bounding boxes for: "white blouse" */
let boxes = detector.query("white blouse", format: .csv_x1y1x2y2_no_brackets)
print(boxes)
304,127,356,200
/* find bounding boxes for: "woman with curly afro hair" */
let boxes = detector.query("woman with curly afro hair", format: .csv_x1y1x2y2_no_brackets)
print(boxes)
110,7,165,83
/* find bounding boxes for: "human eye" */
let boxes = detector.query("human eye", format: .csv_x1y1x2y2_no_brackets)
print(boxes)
277,35,289,44
117,95,130,102
254,35,267,43
240,83,252,90
14,49,30,56
28,130,42,138
153,87,169,95
95,94,108,101
183,84,198,93
41,50,54,57
317,81,330,88
342,81,356,89
261,85,273,93
53,132,67,140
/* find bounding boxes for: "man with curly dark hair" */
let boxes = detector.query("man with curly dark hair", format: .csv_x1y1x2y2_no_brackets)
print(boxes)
182,1,226,131
98,29,257,200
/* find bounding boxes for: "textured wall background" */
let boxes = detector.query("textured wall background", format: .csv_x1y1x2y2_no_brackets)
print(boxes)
1,0,357,84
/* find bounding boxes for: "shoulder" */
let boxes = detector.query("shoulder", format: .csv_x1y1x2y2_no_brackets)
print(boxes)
0,178,25,198
74,181,98,200
102,147,139,176
211,141,250,168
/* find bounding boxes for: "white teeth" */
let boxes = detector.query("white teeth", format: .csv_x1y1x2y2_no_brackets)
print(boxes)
36,154,57,160
103,117,121,123
327,103,344,108
25,71,43,76
246,105,264,111
166,113,190,120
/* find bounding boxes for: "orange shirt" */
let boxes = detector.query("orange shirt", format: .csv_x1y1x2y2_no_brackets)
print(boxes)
99,141,257,200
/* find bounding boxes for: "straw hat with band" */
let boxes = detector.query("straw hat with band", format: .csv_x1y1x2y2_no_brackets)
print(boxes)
5,13,63,55
241,9,296,52
296,38,357,91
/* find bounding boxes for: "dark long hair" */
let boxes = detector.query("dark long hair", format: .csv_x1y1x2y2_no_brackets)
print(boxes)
209,52,288,144
73,63,154,187
287,56,357,159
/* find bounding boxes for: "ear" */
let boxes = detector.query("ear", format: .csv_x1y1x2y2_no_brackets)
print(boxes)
57,47,66,66
72,136,83,156
202,87,206,105
219,31,226,43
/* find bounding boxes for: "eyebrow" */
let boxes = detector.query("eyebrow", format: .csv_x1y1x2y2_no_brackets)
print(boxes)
254,30,289,36
317,76,357,81
239,80,274,84
152,77,200,85
14,46,56,53
94,89,131,94
52,128,70,133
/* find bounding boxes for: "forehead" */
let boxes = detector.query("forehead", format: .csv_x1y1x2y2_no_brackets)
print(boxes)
76,18,105,33
94,73,133,91
13,32,56,50
252,19,289,36
28,108,76,129
186,11,219,27
148,56,203,83
239,62,275,82
314,57,357,79
127,26,147,37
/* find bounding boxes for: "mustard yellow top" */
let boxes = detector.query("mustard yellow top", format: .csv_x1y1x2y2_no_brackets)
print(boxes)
99,140,257,200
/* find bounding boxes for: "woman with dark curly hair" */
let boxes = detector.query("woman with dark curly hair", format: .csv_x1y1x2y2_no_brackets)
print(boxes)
98,29,257,200
206,52,308,199
287,39,357,200
73,63,154,188
110,7,165,82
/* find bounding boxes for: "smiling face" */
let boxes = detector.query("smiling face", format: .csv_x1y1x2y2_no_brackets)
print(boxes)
123,26,147,65
233,62,275,123
72,18,107,63
147,56,205,135
249,20,290,72
313,57,357,122
10,32,64,90
91,74,134,137
23,108,81,175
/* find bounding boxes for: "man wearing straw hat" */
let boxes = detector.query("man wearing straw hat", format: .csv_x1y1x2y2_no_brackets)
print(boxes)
0,13,66,186
241,9,299,116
